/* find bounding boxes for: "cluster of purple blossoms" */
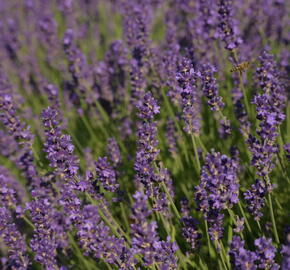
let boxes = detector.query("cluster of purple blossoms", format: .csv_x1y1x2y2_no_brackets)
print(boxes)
0,71,40,189
233,216,245,234
134,92,160,193
77,204,126,265
130,191,178,269
284,144,290,161
0,166,27,206
230,236,257,270
230,236,279,269
104,40,128,106
243,179,271,221
42,107,79,180
188,0,219,63
63,29,93,98
180,199,202,250
176,58,201,135
107,138,122,167
200,64,225,111
254,237,279,269
42,106,81,225
217,0,242,50
244,50,286,221
0,207,29,270
200,63,231,137
195,150,239,241
27,198,59,270
95,156,119,192
121,0,151,103
282,227,290,269
136,91,160,120
248,50,286,177
0,167,29,269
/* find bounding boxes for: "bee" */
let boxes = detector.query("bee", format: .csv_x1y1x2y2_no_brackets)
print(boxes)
230,61,250,73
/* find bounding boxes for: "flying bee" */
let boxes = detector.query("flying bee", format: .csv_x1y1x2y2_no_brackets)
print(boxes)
230,61,250,73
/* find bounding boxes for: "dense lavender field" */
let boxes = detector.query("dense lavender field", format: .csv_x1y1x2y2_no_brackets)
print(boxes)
0,0,289,269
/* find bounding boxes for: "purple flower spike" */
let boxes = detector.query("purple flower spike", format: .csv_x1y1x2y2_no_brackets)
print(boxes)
248,50,286,177
195,150,239,240
95,157,119,192
254,237,279,269
130,191,177,268
284,143,290,161
244,179,271,221
136,92,160,120
77,205,126,264
200,64,224,111
230,236,257,270
217,0,242,50
180,199,201,250
42,107,79,179
107,138,121,167
0,207,29,270
176,58,201,135
282,226,290,270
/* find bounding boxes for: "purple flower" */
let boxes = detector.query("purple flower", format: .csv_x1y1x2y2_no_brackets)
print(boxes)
130,191,178,268
42,106,82,227
244,179,271,221
0,166,27,206
130,191,159,265
0,207,29,270
229,236,257,270
77,205,126,265
217,0,242,50
27,198,60,269
0,71,41,188
107,138,121,167
136,92,160,120
249,50,286,177
95,157,119,192
282,226,290,270
254,237,279,269
63,29,93,98
134,92,160,194
104,40,128,105
176,58,201,135
180,199,201,249
233,217,245,234
195,150,239,240
200,64,225,111
42,107,79,179
284,143,290,161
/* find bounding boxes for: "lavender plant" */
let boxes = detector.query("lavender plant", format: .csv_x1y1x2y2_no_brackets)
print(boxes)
0,0,289,269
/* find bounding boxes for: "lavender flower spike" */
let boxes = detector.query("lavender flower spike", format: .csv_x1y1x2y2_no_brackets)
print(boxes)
95,156,119,192
217,0,242,50
195,150,239,241
254,237,279,269
0,207,29,270
229,236,257,270
176,58,201,135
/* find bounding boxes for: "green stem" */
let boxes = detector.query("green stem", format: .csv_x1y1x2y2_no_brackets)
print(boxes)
267,192,280,243
161,182,181,219
191,135,201,173
204,220,216,259
237,201,252,234
22,215,35,229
